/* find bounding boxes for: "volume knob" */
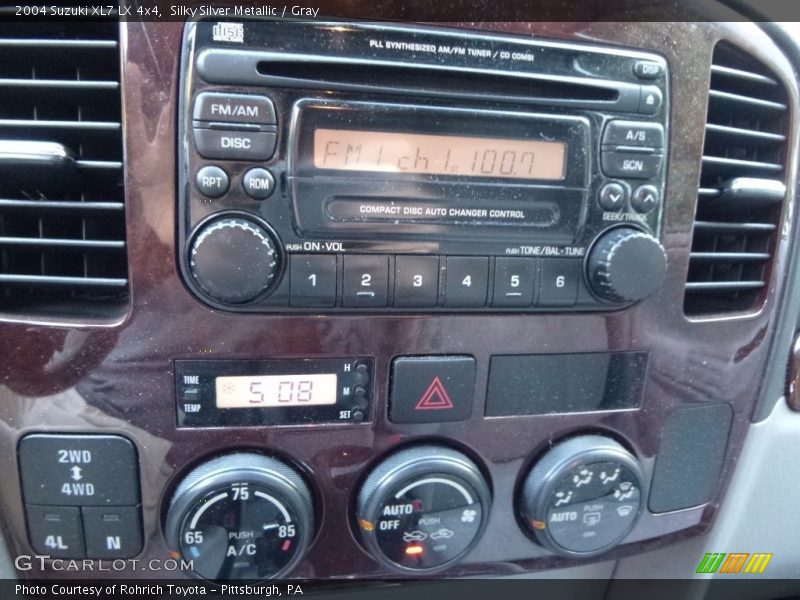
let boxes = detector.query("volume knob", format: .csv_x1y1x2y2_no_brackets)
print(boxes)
189,215,281,304
587,227,666,303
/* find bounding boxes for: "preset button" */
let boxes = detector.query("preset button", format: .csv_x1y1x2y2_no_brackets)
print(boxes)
444,257,489,308
492,258,537,307
343,255,389,307
394,255,439,308
290,254,337,307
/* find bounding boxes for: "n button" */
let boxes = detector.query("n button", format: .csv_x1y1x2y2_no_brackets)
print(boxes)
389,356,475,424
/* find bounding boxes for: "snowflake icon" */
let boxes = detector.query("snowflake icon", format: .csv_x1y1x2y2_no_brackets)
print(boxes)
461,509,477,523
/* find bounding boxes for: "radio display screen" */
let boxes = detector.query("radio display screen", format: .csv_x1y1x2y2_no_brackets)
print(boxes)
313,128,567,180
215,373,338,409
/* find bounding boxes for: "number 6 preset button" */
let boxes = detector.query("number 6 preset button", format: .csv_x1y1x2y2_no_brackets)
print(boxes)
443,256,489,308
343,255,389,307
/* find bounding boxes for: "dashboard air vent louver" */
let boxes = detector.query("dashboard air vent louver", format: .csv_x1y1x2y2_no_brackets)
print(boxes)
684,42,789,316
0,22,127,317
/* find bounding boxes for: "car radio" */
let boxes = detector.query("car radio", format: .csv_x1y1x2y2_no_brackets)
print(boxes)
178,20,669,312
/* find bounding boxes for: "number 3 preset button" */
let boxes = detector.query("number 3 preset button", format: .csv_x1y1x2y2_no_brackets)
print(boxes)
290,254,337,307
394,255,439,308
343,255,389,307
444,257,489,308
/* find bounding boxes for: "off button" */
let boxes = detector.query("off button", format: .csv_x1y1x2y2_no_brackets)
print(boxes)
243,168,275,200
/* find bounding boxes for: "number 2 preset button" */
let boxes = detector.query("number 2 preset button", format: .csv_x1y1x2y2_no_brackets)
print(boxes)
290,254,337,307
18,434,140,506
343,255,389,307
444,257,489,308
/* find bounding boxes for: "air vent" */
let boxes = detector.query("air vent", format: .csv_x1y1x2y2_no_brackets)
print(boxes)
684,42,789,315
0,22,127,318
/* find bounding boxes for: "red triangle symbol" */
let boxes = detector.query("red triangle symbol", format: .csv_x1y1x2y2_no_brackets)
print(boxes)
415,377,454,411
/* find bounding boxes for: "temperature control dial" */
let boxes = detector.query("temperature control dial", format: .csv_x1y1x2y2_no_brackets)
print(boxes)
189,215,282,305
519,435,643,557
164,453,313,581
356,445,491,573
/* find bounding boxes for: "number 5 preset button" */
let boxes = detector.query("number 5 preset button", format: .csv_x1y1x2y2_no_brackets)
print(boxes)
343,255,389,307
444,256,489,308
492,257,537,307
290,254,337,307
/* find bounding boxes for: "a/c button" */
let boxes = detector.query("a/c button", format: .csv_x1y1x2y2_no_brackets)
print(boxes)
389,356,475,424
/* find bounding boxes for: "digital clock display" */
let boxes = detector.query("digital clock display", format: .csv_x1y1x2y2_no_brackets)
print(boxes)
313,128,567,180
215,373,338,409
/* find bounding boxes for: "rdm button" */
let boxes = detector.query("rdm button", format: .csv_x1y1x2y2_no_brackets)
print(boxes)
19,434,140,507
389,356,475,424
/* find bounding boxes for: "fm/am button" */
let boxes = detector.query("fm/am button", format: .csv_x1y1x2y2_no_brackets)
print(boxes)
193,92,276,125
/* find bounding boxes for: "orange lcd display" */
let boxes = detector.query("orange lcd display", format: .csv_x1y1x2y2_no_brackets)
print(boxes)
313,128,567,180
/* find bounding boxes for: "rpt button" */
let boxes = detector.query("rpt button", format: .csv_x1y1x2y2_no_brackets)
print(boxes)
18,434,140,506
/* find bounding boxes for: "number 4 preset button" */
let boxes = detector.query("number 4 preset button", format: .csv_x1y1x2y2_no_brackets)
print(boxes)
290,254,337,307
444,257,489,308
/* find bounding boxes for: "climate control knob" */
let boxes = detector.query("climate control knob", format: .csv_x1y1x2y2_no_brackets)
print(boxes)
587,227,667,303
164,453,313,581
189,215,281,304
356,446,491,573
519,435,643,557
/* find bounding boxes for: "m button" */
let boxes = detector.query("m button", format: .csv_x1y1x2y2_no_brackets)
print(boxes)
389,356,475,424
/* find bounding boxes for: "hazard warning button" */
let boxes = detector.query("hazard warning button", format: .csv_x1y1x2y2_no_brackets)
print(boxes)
389,356,476,424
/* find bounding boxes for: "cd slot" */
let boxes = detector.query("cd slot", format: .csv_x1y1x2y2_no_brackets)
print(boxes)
196,49,641,111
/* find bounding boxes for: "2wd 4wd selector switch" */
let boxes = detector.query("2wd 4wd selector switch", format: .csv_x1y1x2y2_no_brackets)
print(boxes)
519,435,643,557
356,446,491,573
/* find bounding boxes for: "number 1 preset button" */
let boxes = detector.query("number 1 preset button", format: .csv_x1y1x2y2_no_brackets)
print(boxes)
290,254,337,307
444,257,489,308
343,255,389,307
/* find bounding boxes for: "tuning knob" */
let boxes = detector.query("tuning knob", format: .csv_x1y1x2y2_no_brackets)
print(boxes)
189,214,281,304
587,227,667,303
